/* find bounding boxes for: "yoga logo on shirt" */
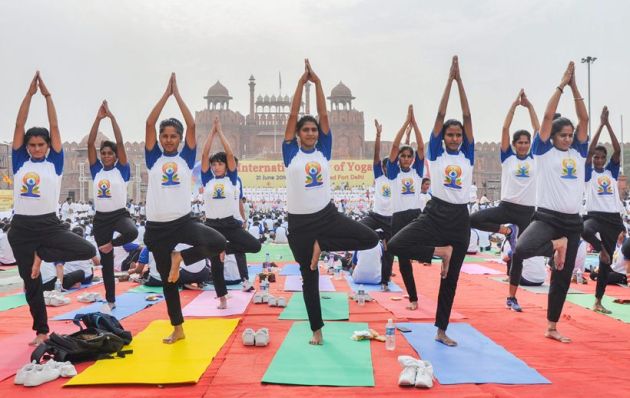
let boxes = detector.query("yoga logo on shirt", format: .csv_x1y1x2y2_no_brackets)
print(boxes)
97,179,111,198
400,178,415,195
560,158,577,179
20,172,41,198
381,184,391,198
443,165,463,189
161,162,180,186
597,175,613,195
212,183,226,199
515,162,530,178
304,161,323,188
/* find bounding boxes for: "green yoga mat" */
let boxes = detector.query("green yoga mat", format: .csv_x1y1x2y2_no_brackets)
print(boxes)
432,255,488,264
566,294,630,323
262,321,374,386
127,285,171,294
247,243,294,263
279,292,349,320
0,293,27,311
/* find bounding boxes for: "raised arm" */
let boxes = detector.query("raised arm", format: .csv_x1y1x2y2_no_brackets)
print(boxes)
215,117,236,172
38,75,62,153
433,57,456,136
104,101,127,165
603,107,621,164
389,106,412,162
409,106,425,159
171,73,196,149
87,102,107,166
520,91,541,133
14,72,39,150
404,124,412,145
284,64,308,142
146,76,173,150
373,119,382,165
201,120,217,174
586,117,605,165
306,60,330,133
452,57,473,143
540,62,574,142
569,65,589,143
501,90,522,152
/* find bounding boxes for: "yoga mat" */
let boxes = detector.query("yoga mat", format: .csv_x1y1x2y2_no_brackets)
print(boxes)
490,277,585,295
248,264,263,275
53,292,164,321
435,256,489,263
127,284,173,294
279,292,349,320
0,275,22,286
65,318,239,386
66,279,104,292
183,290,254,317
344,273,403,293
398,322,550,385
461,263,503,275
566,294,630,323
370,291,466,320
247,243,294,262
279,263,301,276
0,293,27,312
284,275,336,292
262,321,374,386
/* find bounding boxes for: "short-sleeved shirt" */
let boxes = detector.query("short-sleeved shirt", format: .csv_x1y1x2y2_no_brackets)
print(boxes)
373,163,393,216
202,168,239,219
427,132,474,205
585,160,621,213
12,145,63,216
90,160,131,212
500,144,536,207
386,153,424,213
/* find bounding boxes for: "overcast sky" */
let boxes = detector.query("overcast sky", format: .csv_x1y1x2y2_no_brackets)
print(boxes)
1,0,628,145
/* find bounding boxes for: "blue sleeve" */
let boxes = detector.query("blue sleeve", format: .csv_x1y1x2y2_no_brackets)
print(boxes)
282,138,299,167
138,247,149,264
46,147,64,175
386,158,400,180
237,177,244,199
500,146,514,163
461,134,474,165
227,168,238,185
585,163,593,182
122,242,139,252
532,134,554,156
571,137,589,158
315,129,332,161
606,159,620,180
11,145,30,174
412,152,424,177
116,162,131,182
201,168,214,186
89,159,103,179
427,132,444,161
179,144,196,169
352,251,358,265
145,145,162,169
373,163,383,179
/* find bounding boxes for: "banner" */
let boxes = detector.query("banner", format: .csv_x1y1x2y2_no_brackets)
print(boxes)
0,189,12,211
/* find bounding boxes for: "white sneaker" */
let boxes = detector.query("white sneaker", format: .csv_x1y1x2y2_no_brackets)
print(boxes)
268,296,277,307
44,360,77,378
47,295,71,307
414,360,434,388
253,293,263,304
254,328,270,346
277,297,287,307
78,292,103,303
398,355,420,386
14,361,37,385
242,279,254,292
261,293,269,304
242,328,255,346
23,364,60,387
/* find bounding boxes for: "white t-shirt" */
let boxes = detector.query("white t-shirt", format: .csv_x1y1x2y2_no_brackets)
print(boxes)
477,229,491,249
532,135,588,214
500,145,536,206
202,168,238,219
386,153,424,213
612,242,627,274
419,192,431,212
468,229,479,253
175,243,207,273
282,129,332,215
12,146,63,216
427,132,474,205
223,254,241,282
248,225,261,239
0,231,16,264
62,259,93,279
372,164,392,216
503,241,546,283
351,243,383,284
574,240,588,273
90,160,130,212
138,247,160,282
40,261,58,284
234,177,244,222
585,161,622,213
274,226,288,243
145,144,195,222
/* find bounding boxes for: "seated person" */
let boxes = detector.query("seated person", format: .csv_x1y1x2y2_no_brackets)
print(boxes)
477,229,491,252
41,261,89,291
174,243,210,289
274,222,288,244
0,224,16,265
502,241,546,286
223,254,242,285
467,229,479,255
350,243,383,285
136,247,163,287
591,232,629,286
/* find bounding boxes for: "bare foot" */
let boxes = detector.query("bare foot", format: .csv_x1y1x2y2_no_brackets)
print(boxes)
310,240,321,271
163,325,185,344
169,251,182,283
99,242,113,254
552,237,568,270
545,328,571,343
599,248,610,265
28,333,47,346
406,301,418,310
92,256,101,266
217,295,227,309
435,245,453,279
435,329,457,347
309,329,323,345
593,302,612,314
31,253,42,279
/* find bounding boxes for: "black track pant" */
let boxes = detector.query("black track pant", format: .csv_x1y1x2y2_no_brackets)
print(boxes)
581,212,624,299
144,214,226,326
205,217,262,298
511,208,583,322
388,197,469,331
9,213,97,335
470,200,534,236
42,270,85,291
288,202,379,331
93,209,138,304
360,211,394,284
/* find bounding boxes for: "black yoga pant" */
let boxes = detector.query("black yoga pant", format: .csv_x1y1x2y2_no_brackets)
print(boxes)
93,209,138,304
179,266,211,285
390,209,426,302
388,197,469,331
360,211,394,284
590,269,627,285
145,276,163,287
41,270,86,291
470,200,534,236
234,252,248,281
288,202,379,332
144,215,226,326
9,213,97,336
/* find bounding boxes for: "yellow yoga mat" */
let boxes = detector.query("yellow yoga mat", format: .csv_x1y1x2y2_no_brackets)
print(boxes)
65,318,239,386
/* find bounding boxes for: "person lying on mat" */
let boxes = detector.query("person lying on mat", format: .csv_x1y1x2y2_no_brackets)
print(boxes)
501,241,546,287
40,261,87,291
350,243,384,285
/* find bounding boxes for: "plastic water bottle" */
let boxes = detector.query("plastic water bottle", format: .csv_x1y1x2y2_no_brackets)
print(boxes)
385,319,396,351
54,279,62,292
334,259,342,280
261,278,269,294
576,269,584,284
357,289,365,306
263,253,271,270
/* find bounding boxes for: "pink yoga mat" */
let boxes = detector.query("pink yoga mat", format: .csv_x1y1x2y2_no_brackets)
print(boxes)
283,275,336,292
460,263,503,275
370,291,466,320
182,290,254,317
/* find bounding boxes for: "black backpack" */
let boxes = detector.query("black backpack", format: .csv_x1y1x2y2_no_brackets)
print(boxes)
31,328,130,363
72,312,133,345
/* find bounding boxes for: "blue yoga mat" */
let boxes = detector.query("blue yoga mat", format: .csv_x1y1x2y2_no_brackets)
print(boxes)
279,263,301,276
344,273,402,293
248,264,263,275
53,292,164,321
66,280,103,293
398,322,550,385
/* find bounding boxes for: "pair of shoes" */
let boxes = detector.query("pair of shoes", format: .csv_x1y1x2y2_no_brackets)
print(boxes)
15,359,76,387
242,328,270,346
506,296,522,312
242,279,255,292
77,292,103,303
398,356,434,388
253,293,263,304
268,296,286,307
44,291,70,307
